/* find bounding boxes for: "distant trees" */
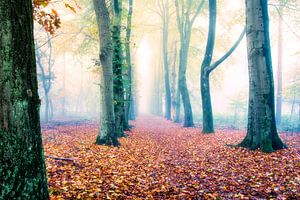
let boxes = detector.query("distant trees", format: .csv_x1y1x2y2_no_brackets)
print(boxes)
0,0,49,198
93,0,119,146
36,32,54,122
239,0,286,152
159,0,172,120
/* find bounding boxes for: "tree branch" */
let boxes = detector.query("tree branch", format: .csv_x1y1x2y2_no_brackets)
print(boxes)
208,26,246,73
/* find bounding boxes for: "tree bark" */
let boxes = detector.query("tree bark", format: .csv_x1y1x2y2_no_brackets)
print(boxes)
239,0,286,152
112,0,127,136
94,0,119,146
0,0,49,198
200,0,216,133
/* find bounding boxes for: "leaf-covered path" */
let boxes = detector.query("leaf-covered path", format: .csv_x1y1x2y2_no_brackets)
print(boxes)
43,116,300,199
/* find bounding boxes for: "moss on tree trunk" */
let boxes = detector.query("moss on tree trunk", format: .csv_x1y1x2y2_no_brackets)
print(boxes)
0,0,49,199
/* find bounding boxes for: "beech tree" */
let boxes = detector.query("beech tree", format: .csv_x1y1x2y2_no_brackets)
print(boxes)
200,0,245,133
0,0,49,198
112,0,127,135
93,0,119,146
175,0,205,127
239,0,286,152
125,0,136,123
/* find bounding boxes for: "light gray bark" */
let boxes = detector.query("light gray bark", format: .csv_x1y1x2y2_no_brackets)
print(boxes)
239,0,286,152
94,0,119,146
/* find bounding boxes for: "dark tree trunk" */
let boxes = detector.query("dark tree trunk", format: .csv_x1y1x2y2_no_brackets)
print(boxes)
0,0,49,199
239,0,286,153
200,0,245,133
200,0,216,133
94,0,119,146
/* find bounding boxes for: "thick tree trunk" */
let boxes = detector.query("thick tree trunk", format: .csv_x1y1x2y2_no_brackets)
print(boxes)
276,4,283,126
201,73,214,133
94,0,119,146
239,0,286,152
200,0,216,133
0,0,49,199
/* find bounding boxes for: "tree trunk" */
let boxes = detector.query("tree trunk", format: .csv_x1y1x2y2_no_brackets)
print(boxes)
174,79,181,123
276,4,283,126
171,42,178,121
239,0,286,152
162,1,171,120
112,0,127,136
125,0,135,122
200,0,216,133
45,92,49,122
0,0,49,198
179,38,194,127
94,0,119,146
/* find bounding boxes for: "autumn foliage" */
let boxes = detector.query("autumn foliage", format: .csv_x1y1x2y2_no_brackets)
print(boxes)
43,116,300,199
33,0,77,34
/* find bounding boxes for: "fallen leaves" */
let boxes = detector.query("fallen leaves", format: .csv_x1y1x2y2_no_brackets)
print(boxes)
42,116,300,199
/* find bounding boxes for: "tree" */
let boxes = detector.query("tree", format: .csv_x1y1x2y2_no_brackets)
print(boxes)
157,0,172,120
175,0,205,127
93,0,119,146
0,0,49,199
238,0,286,152
124,0,136,122
275,1,284,126
36,32,54,122
200,0,245,133
112,0,128,135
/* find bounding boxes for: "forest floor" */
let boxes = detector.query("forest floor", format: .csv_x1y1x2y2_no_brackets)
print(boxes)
42,115,300,200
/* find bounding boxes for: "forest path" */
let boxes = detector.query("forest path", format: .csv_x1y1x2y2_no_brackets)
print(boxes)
43,115,300,199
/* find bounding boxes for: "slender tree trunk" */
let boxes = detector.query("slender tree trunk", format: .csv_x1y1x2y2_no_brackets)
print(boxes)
112,0,127,136
94,0,119,146
171,42,178,121
45,92,49,122
200,0,216,133
239,0,286,152
125,0,135,123
0,0,49,198
276,4,283,126
174,78,181,123
179,38,194,127
162,1,171,120
62,53,66,116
